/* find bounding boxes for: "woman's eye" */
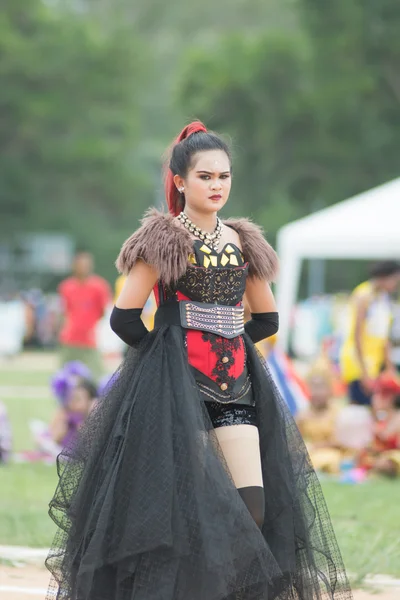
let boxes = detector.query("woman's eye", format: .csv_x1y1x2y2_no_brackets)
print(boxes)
199,174,230,180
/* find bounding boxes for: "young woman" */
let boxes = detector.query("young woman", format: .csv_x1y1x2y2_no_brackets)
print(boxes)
46,122,352,599
340,261,400,406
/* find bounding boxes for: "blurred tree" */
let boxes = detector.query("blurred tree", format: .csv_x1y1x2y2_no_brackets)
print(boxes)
175,32,315,229
62,0,294,38
0,0,151,282
2,0,400,293
58,0,296,149
296,0,400,200
174,1,400,240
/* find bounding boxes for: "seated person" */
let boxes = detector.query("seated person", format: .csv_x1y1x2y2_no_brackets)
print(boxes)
372,395,400,477
50,378,98,448
332,368,384,466
334,404,374,457
296,359,343,473
364,373,400,477
31,372,98,459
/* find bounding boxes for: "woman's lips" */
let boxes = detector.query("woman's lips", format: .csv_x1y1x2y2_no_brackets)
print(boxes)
209,195,222,200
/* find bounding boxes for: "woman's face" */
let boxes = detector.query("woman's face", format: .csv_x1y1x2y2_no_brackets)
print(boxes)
175,150,232,215
381,273,400,294
67,386,93,415
308,377,332,409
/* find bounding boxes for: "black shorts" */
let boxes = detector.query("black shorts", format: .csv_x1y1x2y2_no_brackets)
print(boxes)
204,402,258,429
348,380,372,406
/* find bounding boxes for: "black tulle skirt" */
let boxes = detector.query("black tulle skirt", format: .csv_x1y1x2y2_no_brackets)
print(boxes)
46,326,353,600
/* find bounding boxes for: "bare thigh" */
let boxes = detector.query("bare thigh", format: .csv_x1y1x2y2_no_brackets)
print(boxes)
214,424,263,489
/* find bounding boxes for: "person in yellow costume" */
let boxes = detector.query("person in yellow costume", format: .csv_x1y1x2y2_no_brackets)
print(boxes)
340,261,400,406
114,274,125,305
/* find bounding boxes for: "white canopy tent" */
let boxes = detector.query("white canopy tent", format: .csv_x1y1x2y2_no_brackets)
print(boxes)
275,177,400,351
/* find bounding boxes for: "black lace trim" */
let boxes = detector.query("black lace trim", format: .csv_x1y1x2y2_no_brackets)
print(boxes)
165,265,248,305
202,332,243,391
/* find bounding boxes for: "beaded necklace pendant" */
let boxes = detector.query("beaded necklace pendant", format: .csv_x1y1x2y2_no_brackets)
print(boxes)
178,212,222,251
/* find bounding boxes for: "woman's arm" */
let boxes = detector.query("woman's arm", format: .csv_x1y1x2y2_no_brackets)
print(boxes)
110,260,159,346
245,277,277,313
384,340,395,372
115,259,158,309
353,294,374,390
244,277,279,343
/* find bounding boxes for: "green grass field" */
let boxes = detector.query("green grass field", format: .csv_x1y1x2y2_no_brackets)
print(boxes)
0,370,53,387
2,393,53,452
0,353,399,583
0,464,57,547
322,480,400,581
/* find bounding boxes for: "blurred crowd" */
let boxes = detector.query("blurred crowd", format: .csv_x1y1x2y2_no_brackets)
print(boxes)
1,254,400,483
297,361,400,480
290,260,400,480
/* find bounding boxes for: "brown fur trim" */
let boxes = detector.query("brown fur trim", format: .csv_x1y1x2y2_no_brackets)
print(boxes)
223,218,279,281
116,208,279,284
115,208,193,285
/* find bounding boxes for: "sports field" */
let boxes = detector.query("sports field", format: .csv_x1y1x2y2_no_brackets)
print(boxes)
1,352,399,598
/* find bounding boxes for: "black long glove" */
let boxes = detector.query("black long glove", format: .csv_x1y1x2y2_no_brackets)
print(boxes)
244,312,279,344
110,306,149,346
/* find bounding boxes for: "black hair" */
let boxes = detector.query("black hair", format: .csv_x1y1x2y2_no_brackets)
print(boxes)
77,378,98,400
169,131,232,179
165,121,233,215
74,248,92,257
369,260,400,279
394,394,400,410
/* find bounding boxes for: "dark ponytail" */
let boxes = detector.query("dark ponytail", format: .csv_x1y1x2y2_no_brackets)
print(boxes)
164,121,231,216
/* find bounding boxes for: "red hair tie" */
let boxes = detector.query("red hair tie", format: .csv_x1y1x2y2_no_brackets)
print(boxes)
165,121,208,216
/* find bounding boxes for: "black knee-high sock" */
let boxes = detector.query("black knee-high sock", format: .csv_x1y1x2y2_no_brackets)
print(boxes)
238,486,265,529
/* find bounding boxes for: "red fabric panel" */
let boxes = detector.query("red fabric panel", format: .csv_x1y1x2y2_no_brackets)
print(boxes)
176,291,245,381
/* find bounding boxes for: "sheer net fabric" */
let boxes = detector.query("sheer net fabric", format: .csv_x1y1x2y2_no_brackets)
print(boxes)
46,327,352,600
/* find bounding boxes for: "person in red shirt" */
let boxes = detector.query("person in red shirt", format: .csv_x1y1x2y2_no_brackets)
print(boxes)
58,251,111,377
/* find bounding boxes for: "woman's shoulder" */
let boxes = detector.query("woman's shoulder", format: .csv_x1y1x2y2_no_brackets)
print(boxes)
223,216,279,282
115,208,193,284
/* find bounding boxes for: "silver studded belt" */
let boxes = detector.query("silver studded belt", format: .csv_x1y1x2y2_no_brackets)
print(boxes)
179,301,244,339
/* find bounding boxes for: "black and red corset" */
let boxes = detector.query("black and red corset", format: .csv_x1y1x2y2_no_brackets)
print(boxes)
154,241,253,405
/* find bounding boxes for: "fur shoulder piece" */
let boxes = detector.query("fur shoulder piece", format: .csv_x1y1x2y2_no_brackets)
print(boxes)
223,217,279,281
116,208,193,284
